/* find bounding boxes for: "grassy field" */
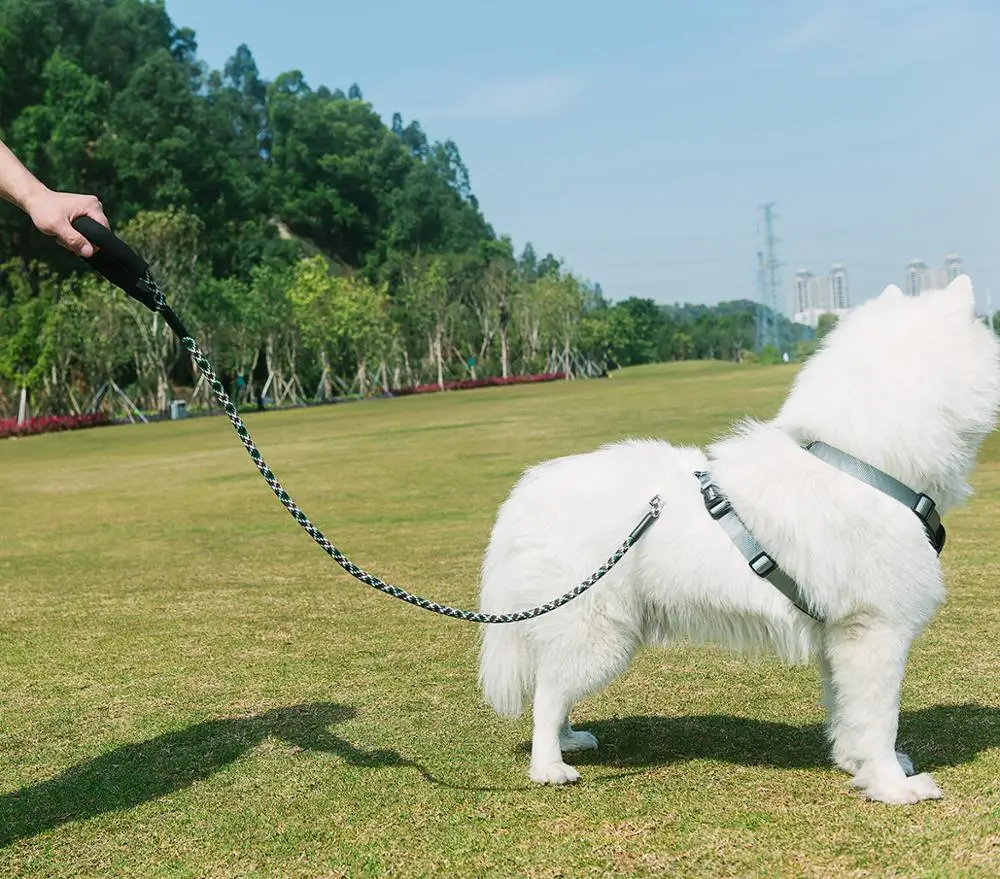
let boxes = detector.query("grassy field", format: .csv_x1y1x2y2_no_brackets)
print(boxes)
1,360,998,878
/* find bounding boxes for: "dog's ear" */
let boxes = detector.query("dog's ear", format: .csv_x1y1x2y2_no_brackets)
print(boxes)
945,274,976,317
879,284,905,300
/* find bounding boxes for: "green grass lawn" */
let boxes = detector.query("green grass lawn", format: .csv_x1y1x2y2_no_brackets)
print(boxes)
1,360,998,878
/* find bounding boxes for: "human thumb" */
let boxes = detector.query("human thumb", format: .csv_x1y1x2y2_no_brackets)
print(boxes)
60,221,95,258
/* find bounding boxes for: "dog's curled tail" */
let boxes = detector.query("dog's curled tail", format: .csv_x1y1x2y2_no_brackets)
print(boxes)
478,621,533,717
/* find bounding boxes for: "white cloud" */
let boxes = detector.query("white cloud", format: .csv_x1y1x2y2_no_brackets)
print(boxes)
643,0,994,94
755,0,991,77
432,73,584,122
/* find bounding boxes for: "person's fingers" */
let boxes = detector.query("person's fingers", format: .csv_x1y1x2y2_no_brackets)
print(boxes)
67,196,109,256
56,218,95,257
28,192,108,257
80,195,110,229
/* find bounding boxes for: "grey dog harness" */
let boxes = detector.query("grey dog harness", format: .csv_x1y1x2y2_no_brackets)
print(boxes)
695,441,947,621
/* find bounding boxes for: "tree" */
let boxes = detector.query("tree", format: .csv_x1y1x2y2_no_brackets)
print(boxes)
536,274,585,375
68,273,147,421
576,306,636,371
249,261,302,406
286,255,339,399
398,255,462,389
0,259,56,419
613,298,664,366
3,0,833,420
333,274,391,395
478,239,518,378
116,209,202,412
816,312,840,341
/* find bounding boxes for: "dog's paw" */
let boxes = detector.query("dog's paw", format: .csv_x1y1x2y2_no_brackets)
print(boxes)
559,729,599,752
896,751,915,776
854,771,943,805
530,761,581,785
834,750,916,777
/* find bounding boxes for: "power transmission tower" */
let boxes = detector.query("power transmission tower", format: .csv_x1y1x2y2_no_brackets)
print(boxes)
755,202,783,351
755,246,767,352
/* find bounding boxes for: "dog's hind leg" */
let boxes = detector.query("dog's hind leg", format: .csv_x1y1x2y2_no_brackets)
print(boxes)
528,637,636,785
822,619,942,804
559,718,599,752
530,673,582,784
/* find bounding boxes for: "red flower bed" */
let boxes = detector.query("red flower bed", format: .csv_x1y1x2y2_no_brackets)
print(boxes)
0,412,110,439
390,372,567,397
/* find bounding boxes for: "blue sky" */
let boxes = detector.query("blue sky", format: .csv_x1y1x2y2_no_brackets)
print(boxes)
164,0,1000,312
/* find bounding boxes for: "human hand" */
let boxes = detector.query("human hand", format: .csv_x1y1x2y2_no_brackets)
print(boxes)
23,188,110,258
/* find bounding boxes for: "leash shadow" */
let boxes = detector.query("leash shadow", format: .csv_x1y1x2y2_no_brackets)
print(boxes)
5,703,993,837
0,702,423,848
552,702,1000,773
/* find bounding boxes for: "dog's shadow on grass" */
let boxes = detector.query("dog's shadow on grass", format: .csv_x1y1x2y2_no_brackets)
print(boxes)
4,702,996,845
0,702,424,848
547,703,1000,776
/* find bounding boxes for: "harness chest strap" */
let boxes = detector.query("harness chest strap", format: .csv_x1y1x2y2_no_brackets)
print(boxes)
696,470,817,619
695,441,947,621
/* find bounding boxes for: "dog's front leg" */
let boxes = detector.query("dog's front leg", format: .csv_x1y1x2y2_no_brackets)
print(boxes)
816,647,915,778
821,618,942,804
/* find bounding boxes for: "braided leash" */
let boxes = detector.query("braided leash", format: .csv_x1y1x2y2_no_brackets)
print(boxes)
72,218,664,624
182,329,662,623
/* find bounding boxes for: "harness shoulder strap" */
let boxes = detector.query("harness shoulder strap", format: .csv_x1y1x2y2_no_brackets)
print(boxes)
805,442,946,553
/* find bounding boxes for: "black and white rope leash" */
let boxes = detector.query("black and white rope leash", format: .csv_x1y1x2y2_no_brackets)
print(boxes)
183,329,662,623
72,218,663,624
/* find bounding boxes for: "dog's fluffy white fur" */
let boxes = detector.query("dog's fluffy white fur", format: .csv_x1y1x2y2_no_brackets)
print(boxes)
477,275,1000,804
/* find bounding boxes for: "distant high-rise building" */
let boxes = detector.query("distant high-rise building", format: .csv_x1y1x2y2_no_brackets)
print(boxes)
793,269,814,315
830,264,849,309
906,256,961,295
791,264,850,328
944,253,964,283
906,260,927,296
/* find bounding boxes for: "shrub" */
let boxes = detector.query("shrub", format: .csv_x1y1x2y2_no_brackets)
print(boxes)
0,412,110,440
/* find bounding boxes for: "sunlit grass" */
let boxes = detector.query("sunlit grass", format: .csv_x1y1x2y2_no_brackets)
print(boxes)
1,360,997,878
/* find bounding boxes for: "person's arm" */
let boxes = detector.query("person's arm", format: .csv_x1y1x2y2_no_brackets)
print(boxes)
0,139,109,257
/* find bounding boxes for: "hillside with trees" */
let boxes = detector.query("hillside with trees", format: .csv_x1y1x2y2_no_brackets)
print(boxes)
0,0,810,422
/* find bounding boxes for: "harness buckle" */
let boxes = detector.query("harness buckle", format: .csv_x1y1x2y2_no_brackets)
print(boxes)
701,483,732,520
911,493,946,554
750,552,777,577
912,493,936,522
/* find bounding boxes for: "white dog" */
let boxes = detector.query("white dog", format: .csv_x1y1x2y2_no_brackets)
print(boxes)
478,275,1000,804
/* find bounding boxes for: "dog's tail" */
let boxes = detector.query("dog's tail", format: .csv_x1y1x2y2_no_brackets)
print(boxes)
478,486,541,717
478,622,533,717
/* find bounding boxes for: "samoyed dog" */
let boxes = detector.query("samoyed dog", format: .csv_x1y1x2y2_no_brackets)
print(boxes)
478,275,1000,804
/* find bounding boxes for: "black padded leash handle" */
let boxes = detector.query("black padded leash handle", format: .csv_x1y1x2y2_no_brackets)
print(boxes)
72,216,147,277
71,216,189,338
72,216,153,308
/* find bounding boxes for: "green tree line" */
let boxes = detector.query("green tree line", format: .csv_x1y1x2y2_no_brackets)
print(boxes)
0,0,812,419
